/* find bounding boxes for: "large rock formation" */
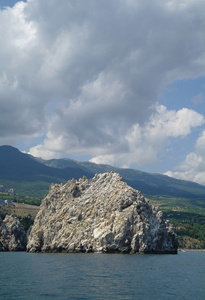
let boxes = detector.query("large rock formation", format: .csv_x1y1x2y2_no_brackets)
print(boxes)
27,172,178,254
0,215,27,251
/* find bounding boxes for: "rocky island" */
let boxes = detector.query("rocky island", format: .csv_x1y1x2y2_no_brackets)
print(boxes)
27,172,178,253
0,215,27,251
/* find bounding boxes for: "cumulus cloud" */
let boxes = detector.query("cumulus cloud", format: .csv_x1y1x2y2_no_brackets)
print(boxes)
1,0,205,167
30,103,205,166
165,130,205,185
90,105,204,166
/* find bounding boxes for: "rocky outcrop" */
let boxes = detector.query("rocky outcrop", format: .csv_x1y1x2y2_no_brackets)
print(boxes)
27,172,178,254
0,215,27,251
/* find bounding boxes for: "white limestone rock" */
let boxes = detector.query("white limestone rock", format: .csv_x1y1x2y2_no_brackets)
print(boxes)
27,172,178,254
0,215,27,251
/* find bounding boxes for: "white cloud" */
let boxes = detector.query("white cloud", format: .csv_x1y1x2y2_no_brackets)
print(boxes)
165,130,205,185
1,0,205,167
90,105,204,167
30,102,204,165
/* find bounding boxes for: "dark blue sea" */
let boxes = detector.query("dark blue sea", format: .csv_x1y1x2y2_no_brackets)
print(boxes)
0,251,204,299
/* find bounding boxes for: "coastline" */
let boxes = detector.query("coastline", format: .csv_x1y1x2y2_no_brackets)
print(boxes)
178,248,205,252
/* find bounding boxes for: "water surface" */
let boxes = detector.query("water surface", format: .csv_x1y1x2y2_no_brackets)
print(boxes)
0,251,204,299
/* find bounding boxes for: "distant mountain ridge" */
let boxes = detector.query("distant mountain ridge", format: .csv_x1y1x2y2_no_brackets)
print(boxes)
1,145,205,199
0,145,93,197
39,156,205,198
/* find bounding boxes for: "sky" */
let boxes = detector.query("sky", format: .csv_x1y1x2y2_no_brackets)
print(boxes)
0,0,205,185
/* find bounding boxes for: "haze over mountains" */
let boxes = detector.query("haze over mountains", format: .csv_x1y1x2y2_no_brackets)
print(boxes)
1,145,205,199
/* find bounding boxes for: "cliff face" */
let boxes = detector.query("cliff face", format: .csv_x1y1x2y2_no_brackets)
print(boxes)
0,215,27,251
27,172,178,254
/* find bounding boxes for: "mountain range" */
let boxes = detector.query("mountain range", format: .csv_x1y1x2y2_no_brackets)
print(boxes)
1,145,205,200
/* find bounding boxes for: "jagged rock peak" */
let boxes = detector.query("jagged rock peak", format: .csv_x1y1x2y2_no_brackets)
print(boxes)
27,172,178,254
0,215,27,251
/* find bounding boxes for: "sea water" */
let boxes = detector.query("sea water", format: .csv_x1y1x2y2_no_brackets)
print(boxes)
0,251,204,299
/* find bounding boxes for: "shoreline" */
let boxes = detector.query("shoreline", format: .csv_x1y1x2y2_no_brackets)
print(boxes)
178,248,205,252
